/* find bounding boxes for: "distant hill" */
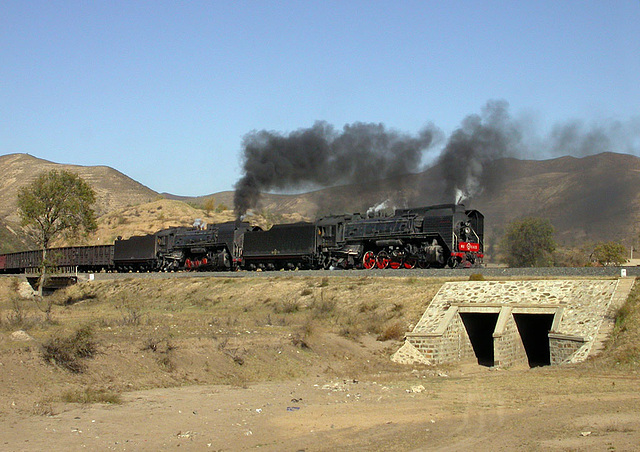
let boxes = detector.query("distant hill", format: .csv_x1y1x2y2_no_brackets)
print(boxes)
0,153,160,252
1,151,639,258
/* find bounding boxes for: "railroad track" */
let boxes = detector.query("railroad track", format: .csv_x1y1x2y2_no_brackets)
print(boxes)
70,265,640,281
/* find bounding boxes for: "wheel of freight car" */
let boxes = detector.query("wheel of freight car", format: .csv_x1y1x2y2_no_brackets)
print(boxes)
376,250,390,269
403,257,417,269
362,251,376,269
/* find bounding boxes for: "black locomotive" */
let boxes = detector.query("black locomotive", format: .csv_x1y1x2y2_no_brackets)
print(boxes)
0,204,483,273
112,220,254,272
242,204,483,270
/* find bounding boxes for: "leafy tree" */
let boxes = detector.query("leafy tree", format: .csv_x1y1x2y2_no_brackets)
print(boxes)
500,217,556,267
17,170,97,300
592,241,627,266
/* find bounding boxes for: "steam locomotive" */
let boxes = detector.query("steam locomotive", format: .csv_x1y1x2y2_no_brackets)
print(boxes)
0,204,483,273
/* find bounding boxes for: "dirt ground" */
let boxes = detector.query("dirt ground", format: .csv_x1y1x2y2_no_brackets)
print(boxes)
1,276,639,451
1,364,639,451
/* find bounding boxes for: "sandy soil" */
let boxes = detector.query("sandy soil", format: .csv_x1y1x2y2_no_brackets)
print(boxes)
1,364,639,452
1,276,639,451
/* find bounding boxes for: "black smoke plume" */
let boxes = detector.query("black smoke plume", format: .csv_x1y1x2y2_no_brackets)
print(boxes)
234,121,441,217
234,101,640,215
547,117,640,157
437,100,523,203
437,103,640,203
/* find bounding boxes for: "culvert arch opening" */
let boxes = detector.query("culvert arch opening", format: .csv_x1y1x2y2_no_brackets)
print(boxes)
513,313,554,367
459,312,499,367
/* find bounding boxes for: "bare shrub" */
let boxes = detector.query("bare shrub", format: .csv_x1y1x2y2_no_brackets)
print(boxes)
309,291,336,317
142,335,175,354
115,295,145,326
291,319,314,349
119,306,144,326
142,334,176,372
41,325,97,373
377,320,406,341
338,315,362,338
5,295,27,327
224,347,246,365
274,299,300,314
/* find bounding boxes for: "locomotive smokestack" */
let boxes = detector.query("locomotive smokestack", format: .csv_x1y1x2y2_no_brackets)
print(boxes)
234,121,440,218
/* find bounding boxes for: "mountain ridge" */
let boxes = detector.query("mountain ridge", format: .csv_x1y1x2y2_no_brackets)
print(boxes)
1,152,638,256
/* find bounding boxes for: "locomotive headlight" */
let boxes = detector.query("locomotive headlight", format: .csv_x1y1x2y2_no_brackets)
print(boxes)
464,227,471,235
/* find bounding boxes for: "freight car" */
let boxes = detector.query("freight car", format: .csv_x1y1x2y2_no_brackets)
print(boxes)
0,245,114,274
0,204,483,273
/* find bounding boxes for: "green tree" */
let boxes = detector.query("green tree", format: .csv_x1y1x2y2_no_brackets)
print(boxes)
500,217,556,267
17,170,97,300
592,241,627,266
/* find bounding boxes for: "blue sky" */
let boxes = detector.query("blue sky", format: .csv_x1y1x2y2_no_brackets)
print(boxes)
1,1,639,196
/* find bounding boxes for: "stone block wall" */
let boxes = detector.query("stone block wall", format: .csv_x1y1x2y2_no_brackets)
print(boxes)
493,313,528,368
405,313,474,365
549,333,587,364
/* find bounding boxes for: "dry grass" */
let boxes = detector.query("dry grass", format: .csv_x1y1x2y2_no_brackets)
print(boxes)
0,275,440,401
601,278,640,368
1,274,636,412
60,387,122,405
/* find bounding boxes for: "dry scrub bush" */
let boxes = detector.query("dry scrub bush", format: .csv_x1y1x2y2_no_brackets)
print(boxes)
114,294,146,326
377,320,406,341
41,325,97,373
61,387,122,405
291,319,314,349
142,334,176,371
4,295,28,327
274,298,300,314
309,291,337,318
51,283,97,306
